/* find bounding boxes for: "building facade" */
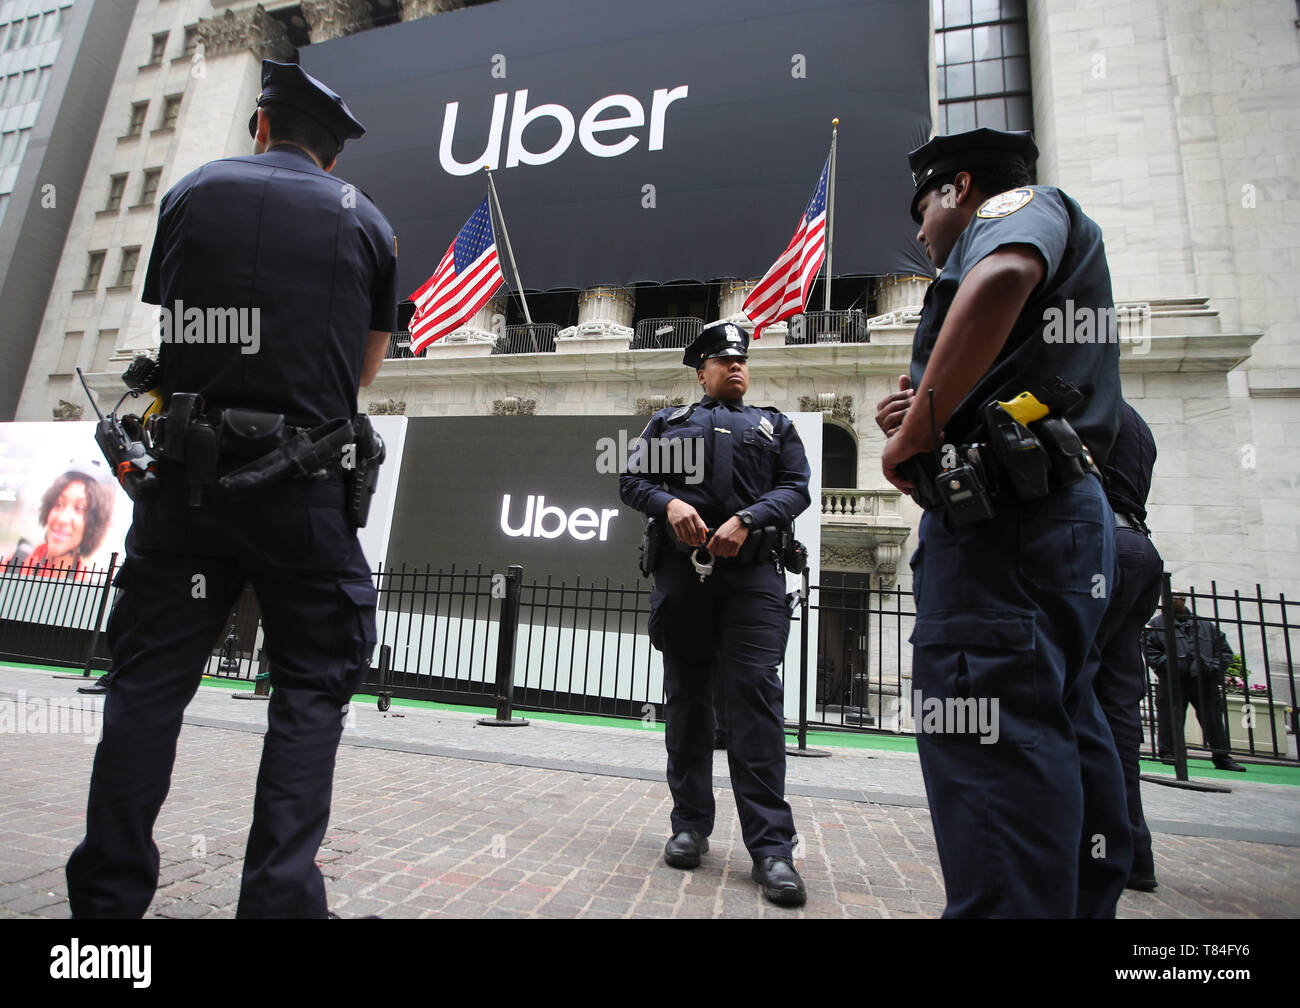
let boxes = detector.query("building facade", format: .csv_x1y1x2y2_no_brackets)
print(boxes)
9,0,1299,608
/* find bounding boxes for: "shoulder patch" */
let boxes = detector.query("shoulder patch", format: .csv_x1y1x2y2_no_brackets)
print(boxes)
977,187,1034,219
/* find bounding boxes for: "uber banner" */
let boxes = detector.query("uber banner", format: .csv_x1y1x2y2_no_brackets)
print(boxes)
302,0,932,293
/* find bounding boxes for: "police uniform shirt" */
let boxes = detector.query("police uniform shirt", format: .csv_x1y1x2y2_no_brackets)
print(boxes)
908,185,1121,465
1102,401,1157,521
142,145,398,429
620,396,811,532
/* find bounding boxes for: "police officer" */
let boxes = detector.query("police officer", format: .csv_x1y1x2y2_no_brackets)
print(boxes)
620,321,812,907
1093,401,1163,891
66,61,396,918
876,128,1131,917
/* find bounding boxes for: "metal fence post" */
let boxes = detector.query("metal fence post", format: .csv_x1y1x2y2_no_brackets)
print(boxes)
789,571,828,758
478,565,529,727
78,552,118,679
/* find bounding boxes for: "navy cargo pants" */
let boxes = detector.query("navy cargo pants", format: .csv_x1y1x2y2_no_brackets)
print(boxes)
66,473,377,918
650,552,795,861
909,474,1131,917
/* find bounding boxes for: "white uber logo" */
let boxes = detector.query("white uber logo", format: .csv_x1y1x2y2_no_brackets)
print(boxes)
440,85,690,176
500,494,619,541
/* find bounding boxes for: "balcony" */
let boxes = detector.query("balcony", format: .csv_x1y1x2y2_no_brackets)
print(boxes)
819,488,912,584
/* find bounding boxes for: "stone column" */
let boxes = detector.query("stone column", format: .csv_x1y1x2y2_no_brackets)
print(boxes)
874,274,930,315
301,0,373,42
556,285,634,352
718,279,758,319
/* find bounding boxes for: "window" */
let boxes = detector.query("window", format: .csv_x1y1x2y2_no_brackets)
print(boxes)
126,101,148,137
105,174,127,212
19,15,38,48
39,8,64,44
148,32,168,65
115,247,141,287
0,74,11,106
160,94,181,130
138,167,162,206
182,25,198,57
92,330,119,372
35,66,51,101
2,22,15,51
55,332,84,375
934,0,1032,134
0,131,16,166
17,68,37,103
83,251,106,291
0,193,10,229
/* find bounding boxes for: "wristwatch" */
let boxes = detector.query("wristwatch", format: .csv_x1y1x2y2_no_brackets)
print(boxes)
735,510,755,528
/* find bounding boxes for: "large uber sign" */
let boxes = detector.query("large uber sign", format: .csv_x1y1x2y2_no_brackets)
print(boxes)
302,0,932,293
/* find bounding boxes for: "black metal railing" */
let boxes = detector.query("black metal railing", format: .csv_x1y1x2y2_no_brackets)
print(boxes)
384,330,427,359
4,559,1294,762
784,309,870,345
631,316,704,350
494,323,559,355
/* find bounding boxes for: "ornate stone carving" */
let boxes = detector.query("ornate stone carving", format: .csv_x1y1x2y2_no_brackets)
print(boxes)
493,397,536,416
301,0,373,42
53,400,84,421
635,395,685,416
398,0,466,20
368,398,406,415
197,6,294,62
821,544,875,572
875,543,903,589
798,394,854,423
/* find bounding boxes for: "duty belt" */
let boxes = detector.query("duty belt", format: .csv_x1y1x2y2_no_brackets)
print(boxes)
144,394,383,525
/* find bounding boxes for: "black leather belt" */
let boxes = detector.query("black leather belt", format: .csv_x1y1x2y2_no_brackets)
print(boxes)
1114,512,1151,536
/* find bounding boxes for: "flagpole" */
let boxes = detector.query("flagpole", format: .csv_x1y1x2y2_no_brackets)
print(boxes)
484,166,537,350
822,117,838,313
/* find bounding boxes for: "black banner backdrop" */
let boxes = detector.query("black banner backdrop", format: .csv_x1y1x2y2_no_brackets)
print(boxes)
301,0,933,296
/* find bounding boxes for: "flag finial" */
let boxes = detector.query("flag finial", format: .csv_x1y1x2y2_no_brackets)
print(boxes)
832,118,839,127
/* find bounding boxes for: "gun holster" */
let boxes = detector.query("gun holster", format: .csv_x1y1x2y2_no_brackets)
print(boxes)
345,414,386,529
639,516,665,578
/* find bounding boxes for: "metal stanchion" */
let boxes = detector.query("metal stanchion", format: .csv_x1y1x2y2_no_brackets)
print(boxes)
1139,573,1229,793
478,565,529,727
788,570,828,757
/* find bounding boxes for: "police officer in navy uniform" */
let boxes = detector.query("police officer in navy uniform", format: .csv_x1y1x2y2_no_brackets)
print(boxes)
876,128,1132,917
66,61,396,918
1093,401,1163,891
620,321,812,907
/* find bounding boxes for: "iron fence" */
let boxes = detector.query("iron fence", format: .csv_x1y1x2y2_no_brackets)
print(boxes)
631,316,704,350
4,558,1294,763
784,309,870,345
494,323,559,355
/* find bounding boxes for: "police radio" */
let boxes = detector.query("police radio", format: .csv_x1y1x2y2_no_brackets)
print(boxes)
927,388,995,525
77,358,162,500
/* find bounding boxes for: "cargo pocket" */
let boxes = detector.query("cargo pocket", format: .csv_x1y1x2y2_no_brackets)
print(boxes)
1018,487,1105,595
338,576,378,697
910,608,1039,747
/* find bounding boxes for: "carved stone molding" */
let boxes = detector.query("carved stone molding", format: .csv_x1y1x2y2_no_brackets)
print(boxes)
197,6,294,62
635,395,685,416
398,0,466,20
53,400,84,421
798,393,854,424
821,544,876,572
493,396,536,416
368,398,406,415
301,0,373,42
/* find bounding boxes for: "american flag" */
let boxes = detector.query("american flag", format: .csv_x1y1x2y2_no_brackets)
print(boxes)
408,197,503,353
742,155,829,340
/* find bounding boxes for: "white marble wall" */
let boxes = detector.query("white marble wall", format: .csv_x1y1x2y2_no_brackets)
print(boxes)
1029,0,1300,593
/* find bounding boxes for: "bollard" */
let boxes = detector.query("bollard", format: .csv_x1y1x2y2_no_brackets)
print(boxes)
478,565,529,727
788,569,828,757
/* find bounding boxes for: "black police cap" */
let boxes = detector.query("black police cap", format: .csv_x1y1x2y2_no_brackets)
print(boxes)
907,127,1038,223
247,60,366,153
682,320,749,368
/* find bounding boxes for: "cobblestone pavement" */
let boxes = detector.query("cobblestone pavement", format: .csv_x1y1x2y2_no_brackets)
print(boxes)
2,665,1297,919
